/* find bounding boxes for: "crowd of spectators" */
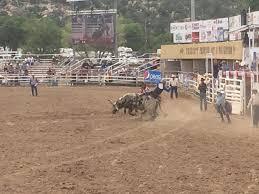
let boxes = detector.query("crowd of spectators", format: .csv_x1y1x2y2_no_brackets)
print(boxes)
1,57,35,76
213,60,250,78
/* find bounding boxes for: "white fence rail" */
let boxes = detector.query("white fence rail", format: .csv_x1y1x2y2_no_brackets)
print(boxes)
0,74,143,87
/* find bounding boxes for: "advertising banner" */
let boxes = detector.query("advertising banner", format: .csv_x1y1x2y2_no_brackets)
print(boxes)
192,32,199,42
170,22,185,34
192,21,200,32
144,70,162,84
229,15,242,41
185,22,193,43
161,41,243,60
199,20,217,42
229,15,241,30
72,13,115,45
248,11,259,25
173,33,185,43
216,18,229,41
199,20,207,42
210,19,218,42
172,23,186,43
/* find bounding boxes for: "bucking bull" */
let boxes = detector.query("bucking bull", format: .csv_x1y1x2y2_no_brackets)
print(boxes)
108,93,162,120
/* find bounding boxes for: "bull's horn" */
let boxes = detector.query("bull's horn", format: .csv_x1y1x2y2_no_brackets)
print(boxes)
108,99,115,105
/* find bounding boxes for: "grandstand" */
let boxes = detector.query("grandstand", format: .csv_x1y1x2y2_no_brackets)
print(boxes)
0,51,161,87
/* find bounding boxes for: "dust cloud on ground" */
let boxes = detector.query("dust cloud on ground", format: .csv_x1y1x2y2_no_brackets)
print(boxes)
0,86,258,194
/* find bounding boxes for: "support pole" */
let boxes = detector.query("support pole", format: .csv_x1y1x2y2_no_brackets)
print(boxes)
211,54,215,103
191,0,195,21
114,0,118,58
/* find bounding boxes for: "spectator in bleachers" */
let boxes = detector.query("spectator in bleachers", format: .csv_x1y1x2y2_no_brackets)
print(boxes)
223,61,230,71
52,56,57,65
234,60,240,71
21,62,28,75
24,69,29,76
8,64,14,74
30,57,34,66
47,67,55,76
82,62,89,69
15,63,21,74
3,64,8,72
101,62,108,70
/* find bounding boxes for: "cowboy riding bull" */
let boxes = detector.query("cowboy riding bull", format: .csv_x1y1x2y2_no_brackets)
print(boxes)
108,92,161,120
109,80,169,120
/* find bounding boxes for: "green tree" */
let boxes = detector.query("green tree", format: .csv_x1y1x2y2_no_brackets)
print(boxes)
249,0,259,11
124,23,145,51
0,16,26,50
61,18,72,48
24,18,62,53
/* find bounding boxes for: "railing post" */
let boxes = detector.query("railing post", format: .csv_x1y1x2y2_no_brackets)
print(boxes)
242,71,246,115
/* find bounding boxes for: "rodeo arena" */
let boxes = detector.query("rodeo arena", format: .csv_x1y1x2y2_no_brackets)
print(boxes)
4,7,259,194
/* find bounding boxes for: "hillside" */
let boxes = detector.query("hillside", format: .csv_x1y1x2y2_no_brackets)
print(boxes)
0,0,250,19
0,0,257,53
0,0,69,17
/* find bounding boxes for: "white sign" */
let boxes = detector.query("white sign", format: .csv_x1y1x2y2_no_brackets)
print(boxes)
229,15,242,41
248,11,259,25
170,22,185,34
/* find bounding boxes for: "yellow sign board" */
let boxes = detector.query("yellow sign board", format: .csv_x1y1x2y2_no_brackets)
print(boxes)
161,41,243,60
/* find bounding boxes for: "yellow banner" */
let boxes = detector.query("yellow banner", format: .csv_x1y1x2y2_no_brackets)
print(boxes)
161,41,243,60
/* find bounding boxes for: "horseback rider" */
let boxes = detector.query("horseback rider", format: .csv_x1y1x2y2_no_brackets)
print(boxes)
216,90,231,123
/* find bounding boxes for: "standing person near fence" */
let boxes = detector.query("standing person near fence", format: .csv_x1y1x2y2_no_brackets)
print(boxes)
30,75,39,97
198,78,207,111
169,74,179,99
247,89,259,128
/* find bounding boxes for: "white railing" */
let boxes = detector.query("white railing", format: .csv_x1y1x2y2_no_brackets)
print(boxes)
0,74,143,87
58,57,74,67
64,58,86,74
105,61,122,73
165,71,246,115
137,58,160,73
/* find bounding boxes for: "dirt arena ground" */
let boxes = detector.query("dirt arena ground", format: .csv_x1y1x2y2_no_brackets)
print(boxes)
0,86,259,194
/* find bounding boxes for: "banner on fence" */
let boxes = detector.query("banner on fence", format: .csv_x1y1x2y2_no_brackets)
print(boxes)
144,70,162,84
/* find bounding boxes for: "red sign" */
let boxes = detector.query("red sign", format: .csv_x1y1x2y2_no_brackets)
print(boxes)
192,32,199,42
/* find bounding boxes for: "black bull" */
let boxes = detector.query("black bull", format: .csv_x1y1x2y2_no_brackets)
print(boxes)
108,93,161,116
